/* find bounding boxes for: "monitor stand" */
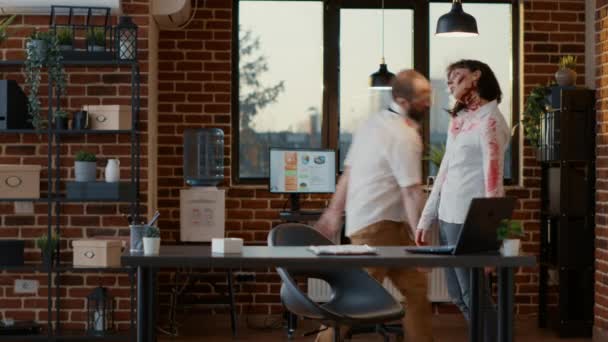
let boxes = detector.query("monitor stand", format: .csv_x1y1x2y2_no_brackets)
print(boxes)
279,194,322,222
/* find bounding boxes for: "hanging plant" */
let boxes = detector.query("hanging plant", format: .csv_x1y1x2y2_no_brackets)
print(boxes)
521,84,552,148
25,30,67,130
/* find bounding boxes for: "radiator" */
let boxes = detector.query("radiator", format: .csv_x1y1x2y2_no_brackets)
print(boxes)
307,224,450,303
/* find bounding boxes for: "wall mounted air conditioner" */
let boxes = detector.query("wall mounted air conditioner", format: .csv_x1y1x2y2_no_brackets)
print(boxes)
0,0,122,14
152,0,192,29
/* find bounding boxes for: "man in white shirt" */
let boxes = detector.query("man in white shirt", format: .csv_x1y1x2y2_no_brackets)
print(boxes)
315,69,433,342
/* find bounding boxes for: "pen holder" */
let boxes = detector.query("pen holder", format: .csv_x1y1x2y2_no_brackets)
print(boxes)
129,224,147,253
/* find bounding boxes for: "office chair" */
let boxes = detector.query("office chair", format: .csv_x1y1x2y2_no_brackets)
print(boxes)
268,223,405,342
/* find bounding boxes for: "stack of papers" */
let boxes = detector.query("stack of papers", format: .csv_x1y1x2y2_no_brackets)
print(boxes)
307,244,378,255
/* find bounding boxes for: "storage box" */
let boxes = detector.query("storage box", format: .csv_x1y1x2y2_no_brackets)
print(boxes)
72,240,122,268
84,105,132,130
180,187,225,242
0,165,41,199
211,238,243,254
0,240,24,266
66,181,135,201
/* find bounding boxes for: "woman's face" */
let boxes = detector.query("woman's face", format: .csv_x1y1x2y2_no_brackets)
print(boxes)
447,68,480,101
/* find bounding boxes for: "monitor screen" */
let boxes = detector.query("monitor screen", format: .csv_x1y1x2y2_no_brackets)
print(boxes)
269,148,336,194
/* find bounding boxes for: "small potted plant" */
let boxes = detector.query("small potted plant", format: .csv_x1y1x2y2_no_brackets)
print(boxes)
497,219,524,256
143,226,160,255
87,27,106,52
56,27,73,51
74,150,97,182
35,232,59,268
555,55,577,87
53,109,69,130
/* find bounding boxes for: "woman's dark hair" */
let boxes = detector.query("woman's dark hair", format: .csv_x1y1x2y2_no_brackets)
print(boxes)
446,59,502,117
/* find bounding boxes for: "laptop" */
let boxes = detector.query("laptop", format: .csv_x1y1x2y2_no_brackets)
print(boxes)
405,197,516,255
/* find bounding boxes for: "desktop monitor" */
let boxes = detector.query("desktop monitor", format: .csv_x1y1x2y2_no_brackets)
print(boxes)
269,148,336,212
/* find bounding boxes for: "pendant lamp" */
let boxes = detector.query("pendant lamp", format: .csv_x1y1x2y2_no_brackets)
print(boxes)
370,0,395,88
435,0,478,37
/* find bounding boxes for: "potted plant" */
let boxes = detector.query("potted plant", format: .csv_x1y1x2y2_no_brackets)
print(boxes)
521,84,552,154
497,219,524,256
35,232,59,268
87,27,106,52
143,226,160,255
74,150,97,182
25,29,66,130
56,27,73,51
555,55,577,87
53,109,69,130
0,14,16,45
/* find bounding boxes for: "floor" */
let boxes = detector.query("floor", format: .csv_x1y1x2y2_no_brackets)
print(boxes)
157,314,593,341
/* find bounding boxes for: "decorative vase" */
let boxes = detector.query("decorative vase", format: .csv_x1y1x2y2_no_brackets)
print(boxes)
143,237,160,255
73,110,89,130
555,68,577,87
26,39,47,61
55,117,68,130
104,159,120,183
75,161,96,182
501,239,521,256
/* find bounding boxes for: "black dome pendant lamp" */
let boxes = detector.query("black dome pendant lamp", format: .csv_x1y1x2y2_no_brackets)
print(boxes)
370,0,395,88
436,0,479,37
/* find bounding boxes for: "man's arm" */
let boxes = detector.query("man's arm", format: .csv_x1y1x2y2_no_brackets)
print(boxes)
315,168,349,239
401,183,424,239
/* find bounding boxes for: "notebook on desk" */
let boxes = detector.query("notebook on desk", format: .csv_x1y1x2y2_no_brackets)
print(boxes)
405,197,516,255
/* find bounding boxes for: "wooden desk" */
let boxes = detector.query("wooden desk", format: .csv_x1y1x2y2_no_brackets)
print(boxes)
122,246,535,342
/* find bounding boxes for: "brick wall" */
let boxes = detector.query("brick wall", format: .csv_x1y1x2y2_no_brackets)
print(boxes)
154,0,588,318
0,0,149,331
595,0,608,337
0,0,596,330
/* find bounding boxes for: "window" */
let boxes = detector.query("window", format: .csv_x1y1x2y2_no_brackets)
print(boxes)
233,0,519,183
237,1,323,179
339,8,414,168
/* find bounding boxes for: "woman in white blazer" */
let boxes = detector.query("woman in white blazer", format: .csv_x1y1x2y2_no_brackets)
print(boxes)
416,60,511,342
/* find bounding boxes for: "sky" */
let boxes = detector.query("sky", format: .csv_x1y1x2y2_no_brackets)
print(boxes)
239,2,513,138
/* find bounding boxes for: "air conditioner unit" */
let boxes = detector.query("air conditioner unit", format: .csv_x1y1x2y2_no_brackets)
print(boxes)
152,0,192,29
0,0,122,15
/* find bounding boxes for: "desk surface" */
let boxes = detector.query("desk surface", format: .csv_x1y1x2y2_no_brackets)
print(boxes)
122,245,535,269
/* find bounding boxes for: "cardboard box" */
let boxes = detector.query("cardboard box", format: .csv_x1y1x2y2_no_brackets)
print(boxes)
180,188,225,242
84,105,132,130
0,164,41,199
72,240,122,268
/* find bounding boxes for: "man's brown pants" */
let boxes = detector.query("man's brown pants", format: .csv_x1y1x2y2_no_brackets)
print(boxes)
315,220,434,342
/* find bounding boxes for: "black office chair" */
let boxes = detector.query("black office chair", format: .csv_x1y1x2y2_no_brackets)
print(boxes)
268,223,405,342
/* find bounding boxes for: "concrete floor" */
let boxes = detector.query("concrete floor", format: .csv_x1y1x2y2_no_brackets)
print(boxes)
157,314,592,341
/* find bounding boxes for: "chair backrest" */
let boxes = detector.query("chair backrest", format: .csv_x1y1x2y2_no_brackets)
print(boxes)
267,222,333,247
268,223,401,323
268,223,340,320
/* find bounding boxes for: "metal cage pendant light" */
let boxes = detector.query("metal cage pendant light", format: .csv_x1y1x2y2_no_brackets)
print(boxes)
369,0,395,88
435,0,479,37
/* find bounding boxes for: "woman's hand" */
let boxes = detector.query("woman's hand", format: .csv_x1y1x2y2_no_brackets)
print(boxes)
415,228,429,246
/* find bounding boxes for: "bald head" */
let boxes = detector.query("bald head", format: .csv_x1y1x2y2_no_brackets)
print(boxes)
391,69,430,102
391,70,431,122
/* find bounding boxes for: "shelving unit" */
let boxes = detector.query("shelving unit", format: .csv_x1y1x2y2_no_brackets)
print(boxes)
0,56,140,341
537,86,595,338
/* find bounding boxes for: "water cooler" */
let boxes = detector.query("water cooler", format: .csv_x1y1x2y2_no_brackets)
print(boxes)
180,128,226,242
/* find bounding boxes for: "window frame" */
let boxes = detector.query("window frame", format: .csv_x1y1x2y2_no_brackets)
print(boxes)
232,0,520,185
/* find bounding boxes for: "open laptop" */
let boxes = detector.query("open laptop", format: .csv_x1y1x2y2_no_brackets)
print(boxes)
405,197,516,255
